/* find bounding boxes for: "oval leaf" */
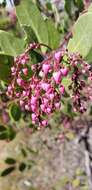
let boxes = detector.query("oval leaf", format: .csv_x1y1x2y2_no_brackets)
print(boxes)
0,125,7,132
19,162,26,172
1,166,15,176
0,54,13,82
5,158,16,165
0,30,25,56
68,4,92,61
16,0,48,52
10,104,21,121
46,19,61,49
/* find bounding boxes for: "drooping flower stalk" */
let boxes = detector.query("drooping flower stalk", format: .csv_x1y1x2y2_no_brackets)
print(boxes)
7,42,92,128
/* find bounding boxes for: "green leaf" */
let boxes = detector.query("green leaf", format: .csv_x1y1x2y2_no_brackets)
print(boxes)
1,166,15,176
19,162,26,172
7,128,16,141
0,125,7,140
5,158,16,165
0,126,16,141
75,0,84,11
16,0,48,51
27,147,38,155
21,148,27,157
65,0,84,19
30,50,44,64
0,125,7,132
0,54,13,82
0,131,8,140
65,0,75,18
68,5,92,61
0,30,25,56
10,104,21,121
0,17,11,30
23,25,38,44
46,19,61,49
46,2,52,11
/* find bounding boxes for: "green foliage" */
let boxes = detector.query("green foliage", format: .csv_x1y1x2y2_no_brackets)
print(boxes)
9,103,21,121
0,30,25,56
16,0,48,51
0,17,11,30
18,162,26,172
0,54,13,82
5,158,16,165
68,4,92,62
0,0,61,83
0,166,15,176
65,0,84,19
0,125,16,141
46,19,61,49
23,25,38,44
16,0,60,50
30,50,44,64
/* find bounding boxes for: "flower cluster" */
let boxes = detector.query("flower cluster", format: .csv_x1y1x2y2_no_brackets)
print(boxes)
7,43,92,128
68,53,91,113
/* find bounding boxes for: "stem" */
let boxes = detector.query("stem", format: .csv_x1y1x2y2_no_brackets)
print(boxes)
25,43,52,54
40,43,52,50
60,31,72,49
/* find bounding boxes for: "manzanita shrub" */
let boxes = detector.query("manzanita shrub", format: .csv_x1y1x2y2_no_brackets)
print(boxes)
0,0,92,129
6,42,92,128
0,0,92,182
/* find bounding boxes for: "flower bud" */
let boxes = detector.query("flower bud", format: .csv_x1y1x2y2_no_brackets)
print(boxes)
59,85,65,94
53,71,62,84
42,63,51,74
22,68,28,76
54,51,61,63
61,68,68,76
41,120,48,127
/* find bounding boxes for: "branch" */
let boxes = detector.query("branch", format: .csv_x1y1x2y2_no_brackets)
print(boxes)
60,31,72,49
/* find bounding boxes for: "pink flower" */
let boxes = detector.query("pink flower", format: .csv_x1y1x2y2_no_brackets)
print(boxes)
31,96,37,105
32,113,37,122
61,68,68,76
41,82,50,91
8,85,13,92
42,63,51,74
25,104,30,110
41,120,48,127
17,78,23,86
40,104,45,112
22,68,28,76
20,53,29,65
54,51,61,62
59,85,65,94
49,93,55,100
20,100,24,106
31,104,37,112
22,91,27,96
16,93,20,97
53,71,62,84
43,98,49,105
46,107,52,114
11,66,16,73
55,102,61,109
